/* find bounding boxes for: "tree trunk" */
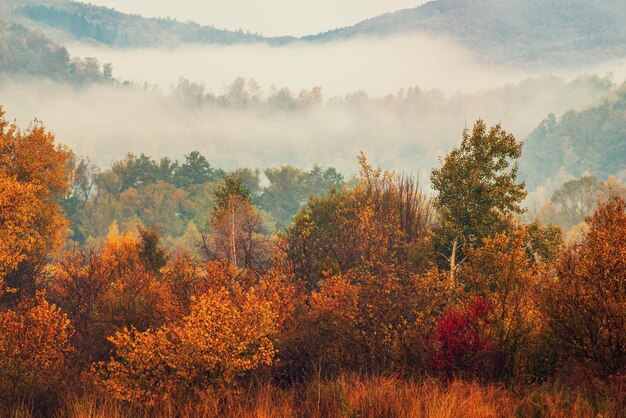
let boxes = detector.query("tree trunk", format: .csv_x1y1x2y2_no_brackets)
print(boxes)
229,196,237,268
449,238,458,287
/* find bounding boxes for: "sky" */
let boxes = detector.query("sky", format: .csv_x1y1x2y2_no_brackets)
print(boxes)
84,0,428,37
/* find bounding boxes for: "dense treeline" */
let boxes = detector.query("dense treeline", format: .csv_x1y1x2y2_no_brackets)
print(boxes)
2,30,618,195
0,105,624,416
63,151,343,246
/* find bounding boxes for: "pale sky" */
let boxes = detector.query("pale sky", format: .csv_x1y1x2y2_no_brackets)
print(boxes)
83,0,427,37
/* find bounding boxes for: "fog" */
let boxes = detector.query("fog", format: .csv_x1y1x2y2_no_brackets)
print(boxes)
65,35,537,97
1,34,624,192
0,76,612,180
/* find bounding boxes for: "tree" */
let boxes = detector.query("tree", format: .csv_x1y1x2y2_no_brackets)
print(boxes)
297,86,323,107
258,166,309,228
542,195,626,378
172,77,206,106
62,155,99,242
48,247,112,363
201,174,272,273
137,226,168,273
105,153,175,194
257,164,344,228
458,230,544,382
49,229,174,362
307,164,343,196
301,268,451,376
550,176,602,229
173,151,219,188
0,106,72,297
286,155,433,290
430,119,527,273
268,86,296,110
0,175,38,284
224,77,251,109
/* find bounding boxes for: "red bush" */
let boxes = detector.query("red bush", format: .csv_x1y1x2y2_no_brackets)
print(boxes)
431,297,493,378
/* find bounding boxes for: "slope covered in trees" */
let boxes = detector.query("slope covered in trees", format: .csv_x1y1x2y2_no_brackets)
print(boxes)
0,20,113,82
305,0,626,64
2,0,292,48
3,0,626,65
521,82,626,190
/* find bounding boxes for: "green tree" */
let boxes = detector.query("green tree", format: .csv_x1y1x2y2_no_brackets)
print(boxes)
173,151,219,188
287,155,433,290
257,166,309,228
201,174,271,272
430,119,527,271
105,153,175,194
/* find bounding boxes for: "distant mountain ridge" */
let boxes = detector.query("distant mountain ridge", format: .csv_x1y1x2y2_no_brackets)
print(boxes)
1,0,294,47
304,0,626,64
1,0,626,64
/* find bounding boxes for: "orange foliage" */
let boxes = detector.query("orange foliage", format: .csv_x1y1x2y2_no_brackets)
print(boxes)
93,286,278,404
301,268,452,375
459,230,544,381
0,293,74,407
0,175,38,282
1,103,622,414
49,229,175,362
542,195,626,378
0,106,72,296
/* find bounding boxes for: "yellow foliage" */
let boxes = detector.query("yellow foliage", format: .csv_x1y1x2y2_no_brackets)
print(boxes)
460,230,545,380
0,293,74,404
93,286,278,404
305,268,452,373
0,175,39,281
0,106,72,293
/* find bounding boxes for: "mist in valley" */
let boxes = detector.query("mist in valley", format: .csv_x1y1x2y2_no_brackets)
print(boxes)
0,33,623,194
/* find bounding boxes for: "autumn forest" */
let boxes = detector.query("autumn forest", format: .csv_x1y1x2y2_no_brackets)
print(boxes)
2,0,626,416
0,104,624,417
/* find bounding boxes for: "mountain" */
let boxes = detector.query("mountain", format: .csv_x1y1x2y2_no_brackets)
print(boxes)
304,0,626,64
3,0,626,65
1,0,294,48
521,83,626,189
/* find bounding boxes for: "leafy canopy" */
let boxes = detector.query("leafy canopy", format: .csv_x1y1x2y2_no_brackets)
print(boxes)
430,119,527,248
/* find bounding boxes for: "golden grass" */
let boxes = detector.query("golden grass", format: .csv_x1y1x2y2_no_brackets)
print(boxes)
7,375,623,418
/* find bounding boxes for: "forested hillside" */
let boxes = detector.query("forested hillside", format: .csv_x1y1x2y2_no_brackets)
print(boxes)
521,83,626,189
0,20,112,82
2,0,292,47
306,0,626,64
3,0,626,64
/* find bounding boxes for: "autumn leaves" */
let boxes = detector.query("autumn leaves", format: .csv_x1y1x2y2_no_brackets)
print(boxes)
0,107,624,413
